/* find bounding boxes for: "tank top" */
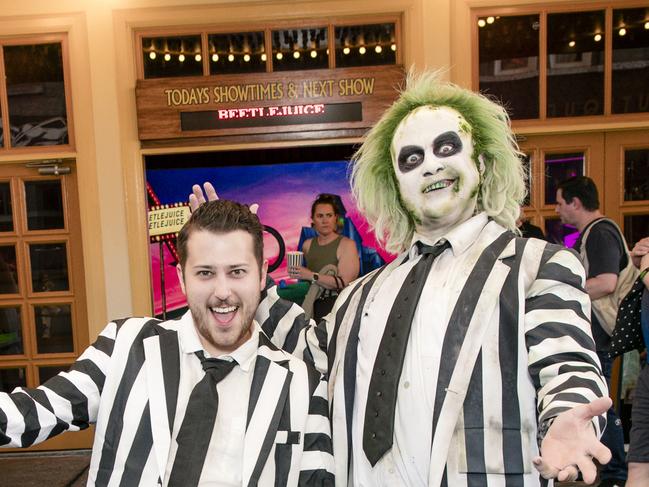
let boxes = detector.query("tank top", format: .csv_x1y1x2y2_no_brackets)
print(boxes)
305,235,342,273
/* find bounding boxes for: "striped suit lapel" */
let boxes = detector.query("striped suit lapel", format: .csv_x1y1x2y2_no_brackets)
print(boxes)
243,334,292,487
428,231,514,487
143,328,181,483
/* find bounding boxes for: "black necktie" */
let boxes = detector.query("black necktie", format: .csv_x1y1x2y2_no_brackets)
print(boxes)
167,351,237,487
362,240,450,466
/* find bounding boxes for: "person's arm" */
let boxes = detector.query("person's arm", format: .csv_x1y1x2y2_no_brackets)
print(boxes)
291,238,359,291
298,367,335,486
583,224,622,301
585,273,618,300
525,245,609,483
0,319,119,448
642,253,649,289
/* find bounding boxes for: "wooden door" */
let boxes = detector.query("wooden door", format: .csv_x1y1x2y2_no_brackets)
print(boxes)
0,162,92,451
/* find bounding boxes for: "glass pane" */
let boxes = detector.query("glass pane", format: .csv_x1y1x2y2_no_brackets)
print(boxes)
30,242,69,292
3,43,69,147
612,8,649,114
0,182,13,232
208,32,266,75
34,303,73,354
0,245,18,294
0,367,26,393
478,14,540,120
335,23,397,68
624,148,649,201
38,364,69,384
545,217,580,248
142,35,203,79
547,11,605,118
25,180,64,230
0,306,22,355
624,214,649,249
272,27,328,71
544,152,585,205
521,153,532,206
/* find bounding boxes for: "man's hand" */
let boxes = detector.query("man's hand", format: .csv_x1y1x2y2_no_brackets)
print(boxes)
188,182,259,214
630,236,649,269
533,396,612,484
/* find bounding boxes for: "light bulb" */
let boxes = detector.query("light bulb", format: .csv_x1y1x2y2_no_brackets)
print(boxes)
486,16,495,24
343,47,350,55
228,53,235,62
276,52,283,60
149,51,156,60
164,53,171,62
375,45,382,53
194,54,202,62
359,46,366,55
391,43,397,52
594,34,602,42
212,53,219,62
568,40,575,47
293,50,300,59
619,27,627,36
645,21,649,30
243,53,251,62
178,54,185,62
478,19,486,28
261,53,267,61
310,50,317,58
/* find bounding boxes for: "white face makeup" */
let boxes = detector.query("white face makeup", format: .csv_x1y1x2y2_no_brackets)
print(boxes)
391,106,482,236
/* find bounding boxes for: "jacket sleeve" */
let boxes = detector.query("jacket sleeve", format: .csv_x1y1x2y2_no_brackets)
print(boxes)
257,284,329,375
298,367,335,486
0,319,120,447
524,243,608,437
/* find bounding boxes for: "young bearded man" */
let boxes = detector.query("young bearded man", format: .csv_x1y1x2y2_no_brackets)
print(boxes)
0,200,334,487
192,72,611,487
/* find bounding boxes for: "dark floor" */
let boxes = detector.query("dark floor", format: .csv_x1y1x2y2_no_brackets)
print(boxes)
0,450,90,487
0,450,611,487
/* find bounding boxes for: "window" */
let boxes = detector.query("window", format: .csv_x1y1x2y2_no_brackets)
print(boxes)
0,39,72,150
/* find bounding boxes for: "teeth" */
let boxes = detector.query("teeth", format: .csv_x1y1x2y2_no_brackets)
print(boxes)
423,180,453,193
210,306,237,314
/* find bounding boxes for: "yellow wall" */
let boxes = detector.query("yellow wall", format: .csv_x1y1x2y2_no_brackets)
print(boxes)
0,0,646,339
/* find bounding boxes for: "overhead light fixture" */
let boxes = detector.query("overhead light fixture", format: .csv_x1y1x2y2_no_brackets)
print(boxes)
359,46,366,55
478,19,486,28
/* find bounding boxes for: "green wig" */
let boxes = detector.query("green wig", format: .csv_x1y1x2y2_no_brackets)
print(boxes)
350,70,526,253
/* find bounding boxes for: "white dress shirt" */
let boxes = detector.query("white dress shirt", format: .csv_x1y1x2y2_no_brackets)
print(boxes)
164,313,260,487
351,213,489,487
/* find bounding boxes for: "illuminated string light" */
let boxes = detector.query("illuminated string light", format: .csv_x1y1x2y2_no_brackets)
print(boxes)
375,45,382,53
619,27,627,36
293,50,300,59
359,46,366,55
243,53,251,62
594,33,602,42
212,53,219,62
276,52,283,60
228,53,235,62
391,43,397,52
149,51,156,60
194,54,202,62
343,46,350,55
310,50,317,58
486,16,495,24
261,53,267,61
164,52,171,62
478,19,486,28
178,54,185,62
568,40,576,47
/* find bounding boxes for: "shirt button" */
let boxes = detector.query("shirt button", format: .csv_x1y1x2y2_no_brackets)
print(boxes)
403,381,410,388
389,468,395,475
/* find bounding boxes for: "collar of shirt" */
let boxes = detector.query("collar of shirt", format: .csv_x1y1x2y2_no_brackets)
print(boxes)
177,310,260,373
408,212,489,260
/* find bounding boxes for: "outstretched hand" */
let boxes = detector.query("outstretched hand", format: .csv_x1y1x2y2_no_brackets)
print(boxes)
533,396,612,483
188,182,259,214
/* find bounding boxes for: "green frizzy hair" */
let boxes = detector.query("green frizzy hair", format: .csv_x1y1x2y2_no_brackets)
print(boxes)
350,70,526,253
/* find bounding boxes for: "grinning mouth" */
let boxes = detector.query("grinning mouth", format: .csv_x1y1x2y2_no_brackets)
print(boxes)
210,305,238,314
423,179,455,194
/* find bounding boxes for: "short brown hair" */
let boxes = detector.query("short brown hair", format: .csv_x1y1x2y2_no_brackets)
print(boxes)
176,200,263,270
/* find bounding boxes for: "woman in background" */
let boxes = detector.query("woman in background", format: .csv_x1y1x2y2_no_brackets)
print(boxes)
288,193,359,321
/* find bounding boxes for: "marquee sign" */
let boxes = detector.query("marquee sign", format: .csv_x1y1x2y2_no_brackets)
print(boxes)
148,203,191,241
135,65,404,142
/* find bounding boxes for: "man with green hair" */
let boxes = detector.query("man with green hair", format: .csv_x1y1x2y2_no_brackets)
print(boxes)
192,72,610,487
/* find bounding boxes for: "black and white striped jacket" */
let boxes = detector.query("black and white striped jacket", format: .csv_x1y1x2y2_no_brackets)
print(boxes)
259,221,608,487
0,314,335,486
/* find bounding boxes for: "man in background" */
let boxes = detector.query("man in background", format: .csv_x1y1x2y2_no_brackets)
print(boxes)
556,176,631,487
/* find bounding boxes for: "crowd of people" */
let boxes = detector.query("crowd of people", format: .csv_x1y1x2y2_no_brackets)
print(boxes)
0,71,647,487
